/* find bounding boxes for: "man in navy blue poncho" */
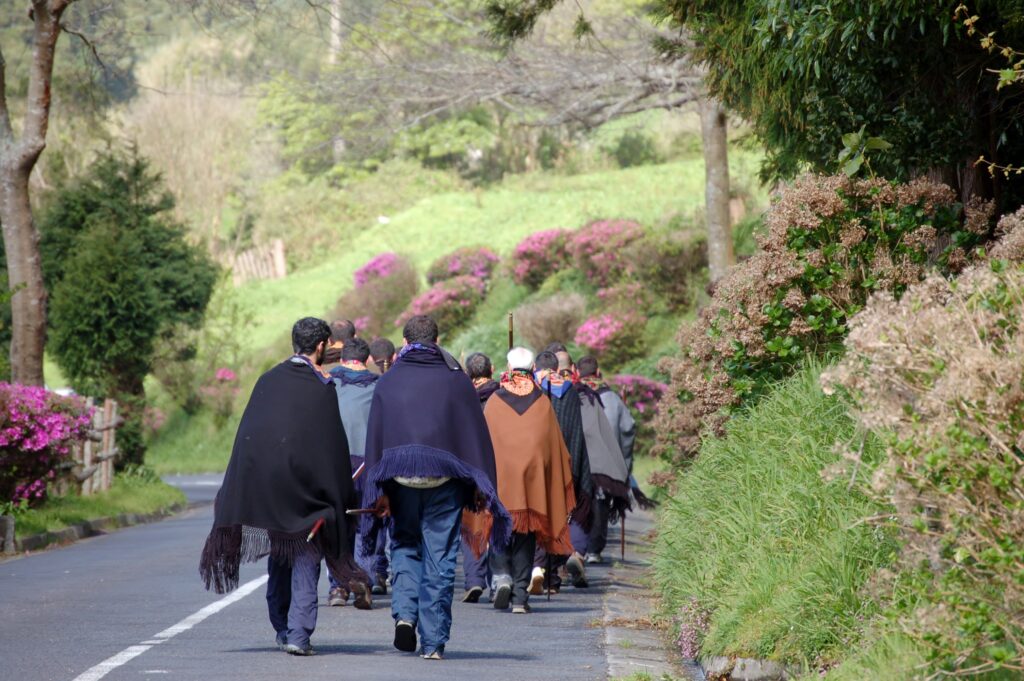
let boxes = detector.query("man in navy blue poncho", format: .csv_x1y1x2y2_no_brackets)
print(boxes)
362,315,510,660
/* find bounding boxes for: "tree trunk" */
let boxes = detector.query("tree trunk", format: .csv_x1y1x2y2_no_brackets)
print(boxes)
700,97,734,283
328,0,342,65
0,1,74,386
0,165,47,385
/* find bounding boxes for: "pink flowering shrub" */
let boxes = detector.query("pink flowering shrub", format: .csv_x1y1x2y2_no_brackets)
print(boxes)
567,219,644,287
608,374,668,458
510,229,571,288
426,246,500,285
574,313,644,368
0,384,92,506
199,368,240,429
336,253,419,337
354,252,401,288
395,275,486,334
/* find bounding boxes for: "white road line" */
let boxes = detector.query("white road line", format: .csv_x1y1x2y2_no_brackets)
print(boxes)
71,575,268,681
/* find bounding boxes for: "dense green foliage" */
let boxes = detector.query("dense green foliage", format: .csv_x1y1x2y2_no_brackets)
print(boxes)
44,152,217,464
655,366,900,669
655,1,1024,200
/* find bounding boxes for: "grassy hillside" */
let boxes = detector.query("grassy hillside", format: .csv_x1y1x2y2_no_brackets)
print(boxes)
147,150,763,474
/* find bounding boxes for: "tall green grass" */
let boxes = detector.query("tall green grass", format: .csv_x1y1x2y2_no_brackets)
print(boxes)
655,365,902,669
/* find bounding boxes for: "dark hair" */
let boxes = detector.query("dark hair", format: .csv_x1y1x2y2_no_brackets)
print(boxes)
330,319,356,343
369,337,396,371
341,337,371,363
292,317,331,355
543,341,567,354
465,352,492,380
534,350,559,371
403,314,439,344
577,355,599,378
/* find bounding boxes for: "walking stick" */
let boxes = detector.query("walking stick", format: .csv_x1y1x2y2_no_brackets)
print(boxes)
547,552,552,602
620,513,626,562
508,312,514,350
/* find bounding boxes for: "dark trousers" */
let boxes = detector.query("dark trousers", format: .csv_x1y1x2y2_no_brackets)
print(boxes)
462,541,490,591
571,496,610,556
330,523,389,591
390,481,464,655
534,547,568,590
491,531,537,606
267,550,321,647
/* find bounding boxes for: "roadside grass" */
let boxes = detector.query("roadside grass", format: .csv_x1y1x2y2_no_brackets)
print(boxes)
147,405,240,475
15,474,186,537
654,364,899,669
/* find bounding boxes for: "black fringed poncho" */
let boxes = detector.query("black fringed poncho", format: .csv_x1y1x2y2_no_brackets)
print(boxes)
199,358,363,593
542,379,594,529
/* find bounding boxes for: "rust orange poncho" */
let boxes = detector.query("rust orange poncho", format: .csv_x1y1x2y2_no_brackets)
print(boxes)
481,386,576,555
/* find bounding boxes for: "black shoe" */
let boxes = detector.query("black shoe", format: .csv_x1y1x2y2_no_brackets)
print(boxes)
371,574,388,595
493,583,512,610
462,585,484,603
566,553,589,588
394,620,417,652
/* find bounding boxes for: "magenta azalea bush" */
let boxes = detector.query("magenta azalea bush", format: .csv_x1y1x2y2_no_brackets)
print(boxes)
510,228,571,288
0,384,92,506
354,252,401,288
199,367,240,429
337,253,419,337
567,219,644,286
426,246,500,285
574,312,645,368
396,275,487,333
607,374,669,422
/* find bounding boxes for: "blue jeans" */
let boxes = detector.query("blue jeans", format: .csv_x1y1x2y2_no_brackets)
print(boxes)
389,481,464,655
266,550,321,647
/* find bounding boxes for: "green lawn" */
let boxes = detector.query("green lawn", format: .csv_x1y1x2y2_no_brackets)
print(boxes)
15,474,186,538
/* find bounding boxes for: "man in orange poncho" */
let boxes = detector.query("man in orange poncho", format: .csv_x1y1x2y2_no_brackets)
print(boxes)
483,346,576,614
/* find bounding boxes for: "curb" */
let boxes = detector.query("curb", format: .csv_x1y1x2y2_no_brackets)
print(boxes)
602,511,704,681
8,502,187,554
698,656,797,681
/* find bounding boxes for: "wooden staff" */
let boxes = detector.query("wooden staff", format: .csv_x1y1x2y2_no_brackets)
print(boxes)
621,514,626,562
508,312,514,350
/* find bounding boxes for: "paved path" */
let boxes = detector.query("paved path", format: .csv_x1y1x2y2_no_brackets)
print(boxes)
0,475,644,681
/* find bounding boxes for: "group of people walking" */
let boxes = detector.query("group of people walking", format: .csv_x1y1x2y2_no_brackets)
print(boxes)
199,313,641,660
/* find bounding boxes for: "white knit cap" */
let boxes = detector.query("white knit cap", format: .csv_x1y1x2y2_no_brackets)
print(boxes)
506,346,535,370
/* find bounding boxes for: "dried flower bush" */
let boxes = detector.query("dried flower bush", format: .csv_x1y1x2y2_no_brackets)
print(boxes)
654,174,978,462
513,293,587,351
334,252,419,338
510,228,571,288
822,259,1024,676
395,275,486,335
566,219,644,287
426,246,500,285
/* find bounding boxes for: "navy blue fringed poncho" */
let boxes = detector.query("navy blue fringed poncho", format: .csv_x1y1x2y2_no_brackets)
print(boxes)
361,344,511,555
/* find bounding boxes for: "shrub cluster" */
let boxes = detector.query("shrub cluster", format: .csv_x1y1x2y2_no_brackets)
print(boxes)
395,275,486,334
426,246,499,285
514,293,586,352
654,174,985,461
574,312,644,369
336,252,419,338
566,219,644,287
198,368,240,429
509,228,570,288
607,374,668,458
823,242,1024,674
622,233,706,308
0,385,92,506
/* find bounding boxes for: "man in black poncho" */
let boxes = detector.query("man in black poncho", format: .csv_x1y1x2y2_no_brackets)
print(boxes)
531,350,592,593
199,317,364,656
362,315,510,660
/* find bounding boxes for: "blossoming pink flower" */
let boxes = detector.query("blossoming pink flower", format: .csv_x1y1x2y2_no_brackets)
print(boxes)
354,252,401,288
215,368,237,382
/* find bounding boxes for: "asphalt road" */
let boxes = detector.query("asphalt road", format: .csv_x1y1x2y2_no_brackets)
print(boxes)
0,475,614,681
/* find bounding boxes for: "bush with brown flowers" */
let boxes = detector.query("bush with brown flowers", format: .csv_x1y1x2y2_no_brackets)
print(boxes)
513,293,587,352
653,174,986,462
333,252,419,338
822,256,1024,676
